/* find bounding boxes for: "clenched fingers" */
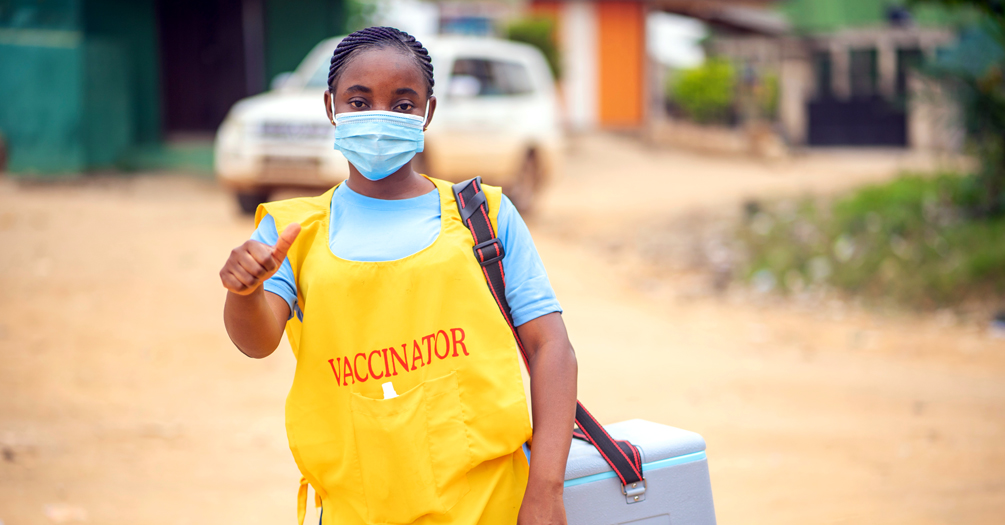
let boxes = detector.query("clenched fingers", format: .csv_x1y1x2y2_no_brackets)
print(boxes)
220,268,249,294
235,249,269,279
246,241,279,273
230,263,260,289
221,265,257,295
221,240,278,295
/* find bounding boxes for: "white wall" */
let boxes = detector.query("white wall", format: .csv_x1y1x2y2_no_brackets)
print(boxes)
560,2,597,131
646,11,706,69
373,0,439,41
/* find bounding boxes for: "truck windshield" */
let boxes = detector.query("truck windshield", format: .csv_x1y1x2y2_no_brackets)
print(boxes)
305,61,329,89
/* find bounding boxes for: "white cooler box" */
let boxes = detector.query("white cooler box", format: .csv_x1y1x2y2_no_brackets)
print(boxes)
562,420,716,525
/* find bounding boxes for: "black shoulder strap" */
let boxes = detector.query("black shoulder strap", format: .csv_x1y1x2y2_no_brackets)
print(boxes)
452,177,644,489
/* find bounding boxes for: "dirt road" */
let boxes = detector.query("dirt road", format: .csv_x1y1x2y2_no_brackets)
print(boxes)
1,135,1002,524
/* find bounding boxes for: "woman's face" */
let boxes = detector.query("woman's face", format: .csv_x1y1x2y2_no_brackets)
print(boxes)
324,46,435,128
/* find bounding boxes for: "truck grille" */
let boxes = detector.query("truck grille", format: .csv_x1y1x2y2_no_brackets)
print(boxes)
260,156,323,184
257,122,333,141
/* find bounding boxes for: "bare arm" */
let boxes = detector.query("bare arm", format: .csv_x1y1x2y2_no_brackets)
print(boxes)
224,288,290,358
517,312,578,525
220,223,300,358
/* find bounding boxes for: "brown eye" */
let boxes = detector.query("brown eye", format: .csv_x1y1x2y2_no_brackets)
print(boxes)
395,103,414,112
349,100,366,109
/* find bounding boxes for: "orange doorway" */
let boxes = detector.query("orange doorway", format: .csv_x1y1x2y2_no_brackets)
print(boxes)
596,1,645,127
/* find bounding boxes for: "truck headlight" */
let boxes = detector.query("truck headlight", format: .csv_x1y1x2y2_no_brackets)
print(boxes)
216,119,246,155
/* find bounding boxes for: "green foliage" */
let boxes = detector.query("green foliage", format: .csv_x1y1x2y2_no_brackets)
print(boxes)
758,72,780,120
737,172,1005,307
505,17,561,79
668,59,736,124
913,0,1005,216
909,0,1004,14
344,0,379,33
782,0,974,32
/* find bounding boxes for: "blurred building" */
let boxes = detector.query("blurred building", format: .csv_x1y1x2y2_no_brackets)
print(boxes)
529,0,645,130
717,0,957,148
529,0,962,151
0,0,969,176
528,0,779,131
0,0,345,175
439,2,515,36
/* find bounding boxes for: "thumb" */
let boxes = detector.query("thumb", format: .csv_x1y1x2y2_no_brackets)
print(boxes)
272,222,301,261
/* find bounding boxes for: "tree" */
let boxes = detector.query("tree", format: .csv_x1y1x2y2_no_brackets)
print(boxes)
505,17,561,79
668,59,736,125
913,0,1005,216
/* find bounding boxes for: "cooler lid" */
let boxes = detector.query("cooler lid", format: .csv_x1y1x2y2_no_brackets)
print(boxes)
564,419,707,482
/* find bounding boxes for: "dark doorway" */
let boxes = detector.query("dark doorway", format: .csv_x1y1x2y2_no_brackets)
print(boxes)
806,46,909,147
807,97,907,146
896,48,924,96
157,0,252,134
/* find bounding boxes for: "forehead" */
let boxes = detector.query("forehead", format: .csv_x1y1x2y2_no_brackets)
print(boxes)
334,46,427,95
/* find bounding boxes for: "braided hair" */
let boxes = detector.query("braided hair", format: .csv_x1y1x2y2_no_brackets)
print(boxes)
327,26,434,98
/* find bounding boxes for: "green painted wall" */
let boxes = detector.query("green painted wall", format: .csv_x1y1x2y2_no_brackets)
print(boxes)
265,0,345,83
83,36,132,168
0,0,346,175
0,0,80,30
83,0,160,144
0,30,85,173
0,1,84,174
0,0,156,174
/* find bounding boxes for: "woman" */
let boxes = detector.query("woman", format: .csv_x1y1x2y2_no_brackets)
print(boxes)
220,26,577,525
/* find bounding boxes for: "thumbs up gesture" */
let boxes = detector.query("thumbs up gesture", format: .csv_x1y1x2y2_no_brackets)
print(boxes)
220,223,301,295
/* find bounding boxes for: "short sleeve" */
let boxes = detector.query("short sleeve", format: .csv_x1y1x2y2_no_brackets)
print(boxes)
497,196,562,326
250,214,297,319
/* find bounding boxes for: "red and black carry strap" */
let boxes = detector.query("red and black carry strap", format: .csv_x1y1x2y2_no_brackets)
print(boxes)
452,177,644,489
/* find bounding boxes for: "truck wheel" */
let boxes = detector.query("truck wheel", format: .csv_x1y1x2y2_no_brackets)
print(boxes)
236,191,270,215
505,151,540,214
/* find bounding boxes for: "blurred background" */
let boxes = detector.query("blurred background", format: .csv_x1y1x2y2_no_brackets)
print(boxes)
1,0,1004,524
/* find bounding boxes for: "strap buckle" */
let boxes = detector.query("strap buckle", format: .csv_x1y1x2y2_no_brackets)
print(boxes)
452,177,486,223
622,479,647,504
472,238,505,267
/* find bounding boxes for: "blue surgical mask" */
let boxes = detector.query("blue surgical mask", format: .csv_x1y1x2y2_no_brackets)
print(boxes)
332,105,426,181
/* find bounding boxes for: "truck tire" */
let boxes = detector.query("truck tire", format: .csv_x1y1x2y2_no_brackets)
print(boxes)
236,191,270,215
504,151,540,214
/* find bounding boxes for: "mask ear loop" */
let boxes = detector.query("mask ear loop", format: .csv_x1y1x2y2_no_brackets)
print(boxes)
329,96,337,126
421,99,430,132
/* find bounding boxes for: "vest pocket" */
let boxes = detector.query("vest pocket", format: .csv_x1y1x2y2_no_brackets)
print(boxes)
350,371,472,524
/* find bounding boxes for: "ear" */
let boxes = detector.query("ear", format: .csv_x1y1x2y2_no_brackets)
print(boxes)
324,90,335,126
423,95,437,131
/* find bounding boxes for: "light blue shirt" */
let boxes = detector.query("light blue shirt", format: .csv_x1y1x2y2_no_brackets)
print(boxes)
251,183,561,326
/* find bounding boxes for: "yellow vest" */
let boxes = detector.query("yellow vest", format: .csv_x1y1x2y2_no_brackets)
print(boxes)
256,177,533,525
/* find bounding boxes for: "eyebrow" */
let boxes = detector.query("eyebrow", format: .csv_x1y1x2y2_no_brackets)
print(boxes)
395,87,419,96
344,85,371,94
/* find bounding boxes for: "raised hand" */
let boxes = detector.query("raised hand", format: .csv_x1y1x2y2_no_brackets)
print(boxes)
220,223,301,295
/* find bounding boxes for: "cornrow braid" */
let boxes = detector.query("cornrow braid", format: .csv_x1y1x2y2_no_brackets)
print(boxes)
327,26,434,98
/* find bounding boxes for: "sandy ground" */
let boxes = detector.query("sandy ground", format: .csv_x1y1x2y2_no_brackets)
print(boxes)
0,135,1002,525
